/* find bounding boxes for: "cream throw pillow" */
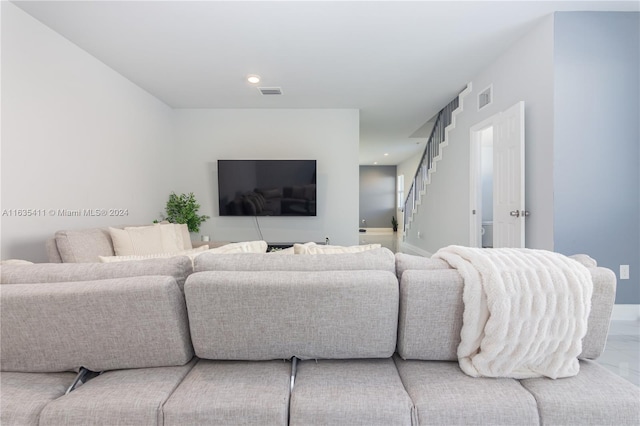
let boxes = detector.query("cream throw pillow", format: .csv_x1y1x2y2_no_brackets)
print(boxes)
293,242,381,254
109,226,163,256
110,224,192,256
99,245,208,263
180,224,192,249
154,222,192,250
200,240,268,254
0,259,34,265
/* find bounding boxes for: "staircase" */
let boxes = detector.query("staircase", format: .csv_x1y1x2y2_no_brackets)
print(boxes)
402,87,469,234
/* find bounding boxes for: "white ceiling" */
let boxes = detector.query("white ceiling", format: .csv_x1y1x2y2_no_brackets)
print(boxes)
11,0,639,165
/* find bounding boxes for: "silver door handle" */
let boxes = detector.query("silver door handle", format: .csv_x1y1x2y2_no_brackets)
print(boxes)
510,210,530,218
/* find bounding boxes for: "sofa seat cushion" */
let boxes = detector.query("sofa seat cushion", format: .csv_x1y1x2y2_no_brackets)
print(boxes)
185,270,398,360
163,359,290,426
290,358,414,426
0,256,193,292
394,358,538,425
1,277,193,372
520,360,640,425
0,372,75,426
39,361,196,426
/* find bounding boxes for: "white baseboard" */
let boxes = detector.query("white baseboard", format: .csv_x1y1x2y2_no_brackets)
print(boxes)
611,304,640,321
399,242,432,257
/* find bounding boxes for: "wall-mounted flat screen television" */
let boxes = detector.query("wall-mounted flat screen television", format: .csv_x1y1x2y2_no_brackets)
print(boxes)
218,160,317,216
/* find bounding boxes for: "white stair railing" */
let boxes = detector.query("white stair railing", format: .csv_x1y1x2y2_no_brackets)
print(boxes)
402,93,463,234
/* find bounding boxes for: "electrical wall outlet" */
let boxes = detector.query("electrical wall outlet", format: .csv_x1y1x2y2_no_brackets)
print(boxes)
620,265,630,280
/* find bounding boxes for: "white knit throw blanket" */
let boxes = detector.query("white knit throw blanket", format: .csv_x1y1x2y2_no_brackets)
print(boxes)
433,246,593,379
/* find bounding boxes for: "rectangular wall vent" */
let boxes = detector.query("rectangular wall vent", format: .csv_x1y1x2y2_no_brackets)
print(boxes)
478,85,492,110
258,87,283,95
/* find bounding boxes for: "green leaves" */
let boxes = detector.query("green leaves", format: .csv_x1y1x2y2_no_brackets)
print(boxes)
164,192,210,233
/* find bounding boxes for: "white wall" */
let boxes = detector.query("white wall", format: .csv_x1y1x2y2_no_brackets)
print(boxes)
405,15,555,253
1,3,176,261
172,109,359,245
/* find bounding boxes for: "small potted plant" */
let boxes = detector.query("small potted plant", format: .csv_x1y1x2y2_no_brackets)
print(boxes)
391,216,398,232
162,192,210,233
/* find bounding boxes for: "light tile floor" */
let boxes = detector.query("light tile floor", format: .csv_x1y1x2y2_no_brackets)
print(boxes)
598,320,640,387
359,230,640,387
358,228,399,252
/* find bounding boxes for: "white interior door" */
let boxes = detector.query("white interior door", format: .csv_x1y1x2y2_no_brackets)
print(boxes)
493,101,525,248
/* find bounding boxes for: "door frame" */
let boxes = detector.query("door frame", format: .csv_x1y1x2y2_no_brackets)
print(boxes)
470,101,525,248
469,116,497,247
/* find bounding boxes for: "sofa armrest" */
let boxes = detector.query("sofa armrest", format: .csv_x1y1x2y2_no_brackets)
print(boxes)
580,266,616,358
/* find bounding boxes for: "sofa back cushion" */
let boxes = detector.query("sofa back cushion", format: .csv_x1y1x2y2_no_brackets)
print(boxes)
46,238,63,263
194,247,396,275
0,256,193,292
397,266,616,361
0,276,193,373
185,270,399,360
394,252,451,279
54,228,115,263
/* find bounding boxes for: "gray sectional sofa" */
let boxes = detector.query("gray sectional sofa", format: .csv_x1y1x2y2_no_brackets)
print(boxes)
1,248,639,425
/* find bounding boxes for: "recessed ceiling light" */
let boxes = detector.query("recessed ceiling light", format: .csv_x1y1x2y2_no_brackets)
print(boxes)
247,75,261,84
374,162,378,165
384,153,389,156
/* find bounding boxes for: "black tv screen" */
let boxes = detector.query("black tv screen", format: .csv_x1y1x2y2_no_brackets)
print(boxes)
218,160,317,216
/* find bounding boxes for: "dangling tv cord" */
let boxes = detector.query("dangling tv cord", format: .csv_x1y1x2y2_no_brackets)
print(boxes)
254,216,264,241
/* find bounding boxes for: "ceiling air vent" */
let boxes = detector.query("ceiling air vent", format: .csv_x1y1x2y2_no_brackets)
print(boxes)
478,85,492,110
258,87,283,96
